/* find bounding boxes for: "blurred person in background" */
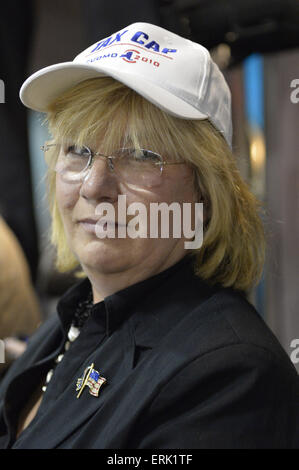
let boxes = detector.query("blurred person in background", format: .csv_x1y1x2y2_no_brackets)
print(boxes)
0,216,41,376
0,23,298,449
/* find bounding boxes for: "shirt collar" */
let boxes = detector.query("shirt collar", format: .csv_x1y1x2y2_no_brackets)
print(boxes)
57,254,217,340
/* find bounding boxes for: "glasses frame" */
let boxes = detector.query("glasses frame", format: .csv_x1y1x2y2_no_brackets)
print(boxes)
41,142,186,182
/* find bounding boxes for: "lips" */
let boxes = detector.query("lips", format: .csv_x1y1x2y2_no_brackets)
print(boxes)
78,218,126,226
78,218,99,225
78,218,126,234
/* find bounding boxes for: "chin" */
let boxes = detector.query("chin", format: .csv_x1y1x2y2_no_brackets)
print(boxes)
77,239,133,273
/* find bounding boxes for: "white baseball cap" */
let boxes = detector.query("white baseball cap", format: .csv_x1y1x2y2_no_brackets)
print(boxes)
20,22,233,148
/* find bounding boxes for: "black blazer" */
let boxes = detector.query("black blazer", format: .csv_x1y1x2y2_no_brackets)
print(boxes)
0,256,298,448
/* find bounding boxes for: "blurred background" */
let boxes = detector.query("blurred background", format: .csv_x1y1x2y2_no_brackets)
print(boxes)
0,0,298,372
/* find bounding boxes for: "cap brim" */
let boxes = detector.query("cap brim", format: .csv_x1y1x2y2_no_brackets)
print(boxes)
20,62,208,120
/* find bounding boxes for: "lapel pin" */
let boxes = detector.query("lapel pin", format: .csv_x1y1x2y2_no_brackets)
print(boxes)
76,363,107,398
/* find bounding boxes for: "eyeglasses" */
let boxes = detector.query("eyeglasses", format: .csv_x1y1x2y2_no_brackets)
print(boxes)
41,142,186,188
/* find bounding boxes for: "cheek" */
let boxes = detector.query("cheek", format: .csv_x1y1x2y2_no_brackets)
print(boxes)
158,167,197,204
121,168,197,210
56,176,80,212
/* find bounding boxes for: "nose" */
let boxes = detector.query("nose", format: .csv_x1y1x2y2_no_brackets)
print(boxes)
79,155,119,202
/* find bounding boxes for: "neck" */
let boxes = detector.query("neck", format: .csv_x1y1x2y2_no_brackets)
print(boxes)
82,251,188,303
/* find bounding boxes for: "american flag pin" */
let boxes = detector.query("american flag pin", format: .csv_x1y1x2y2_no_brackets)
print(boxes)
76,363,107,398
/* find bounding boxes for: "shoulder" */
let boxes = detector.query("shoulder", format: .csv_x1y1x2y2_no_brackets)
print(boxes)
142,289,299,448
143,282,299,417
138,339,299,448
173,284,296,374
133,285,299,449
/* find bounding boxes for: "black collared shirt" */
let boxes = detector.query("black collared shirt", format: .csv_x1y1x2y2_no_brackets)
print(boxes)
0,255,298,449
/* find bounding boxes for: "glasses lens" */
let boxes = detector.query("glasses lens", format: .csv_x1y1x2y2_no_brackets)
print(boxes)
55,145,91,181
43,144,164,187
114,148,163,187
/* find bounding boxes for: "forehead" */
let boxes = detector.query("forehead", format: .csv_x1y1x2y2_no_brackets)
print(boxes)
47,78,187,161
59,116,172,157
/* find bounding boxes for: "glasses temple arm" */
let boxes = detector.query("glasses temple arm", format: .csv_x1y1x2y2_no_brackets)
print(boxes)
159,161,187,166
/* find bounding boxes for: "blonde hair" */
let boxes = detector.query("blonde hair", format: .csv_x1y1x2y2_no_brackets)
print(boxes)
44,77,266,292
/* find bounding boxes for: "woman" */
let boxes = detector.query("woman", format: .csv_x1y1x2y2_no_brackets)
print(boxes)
0,22,298,449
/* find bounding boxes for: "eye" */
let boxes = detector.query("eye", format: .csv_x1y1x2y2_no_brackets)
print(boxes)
65,145,90,158
126,149,161,163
